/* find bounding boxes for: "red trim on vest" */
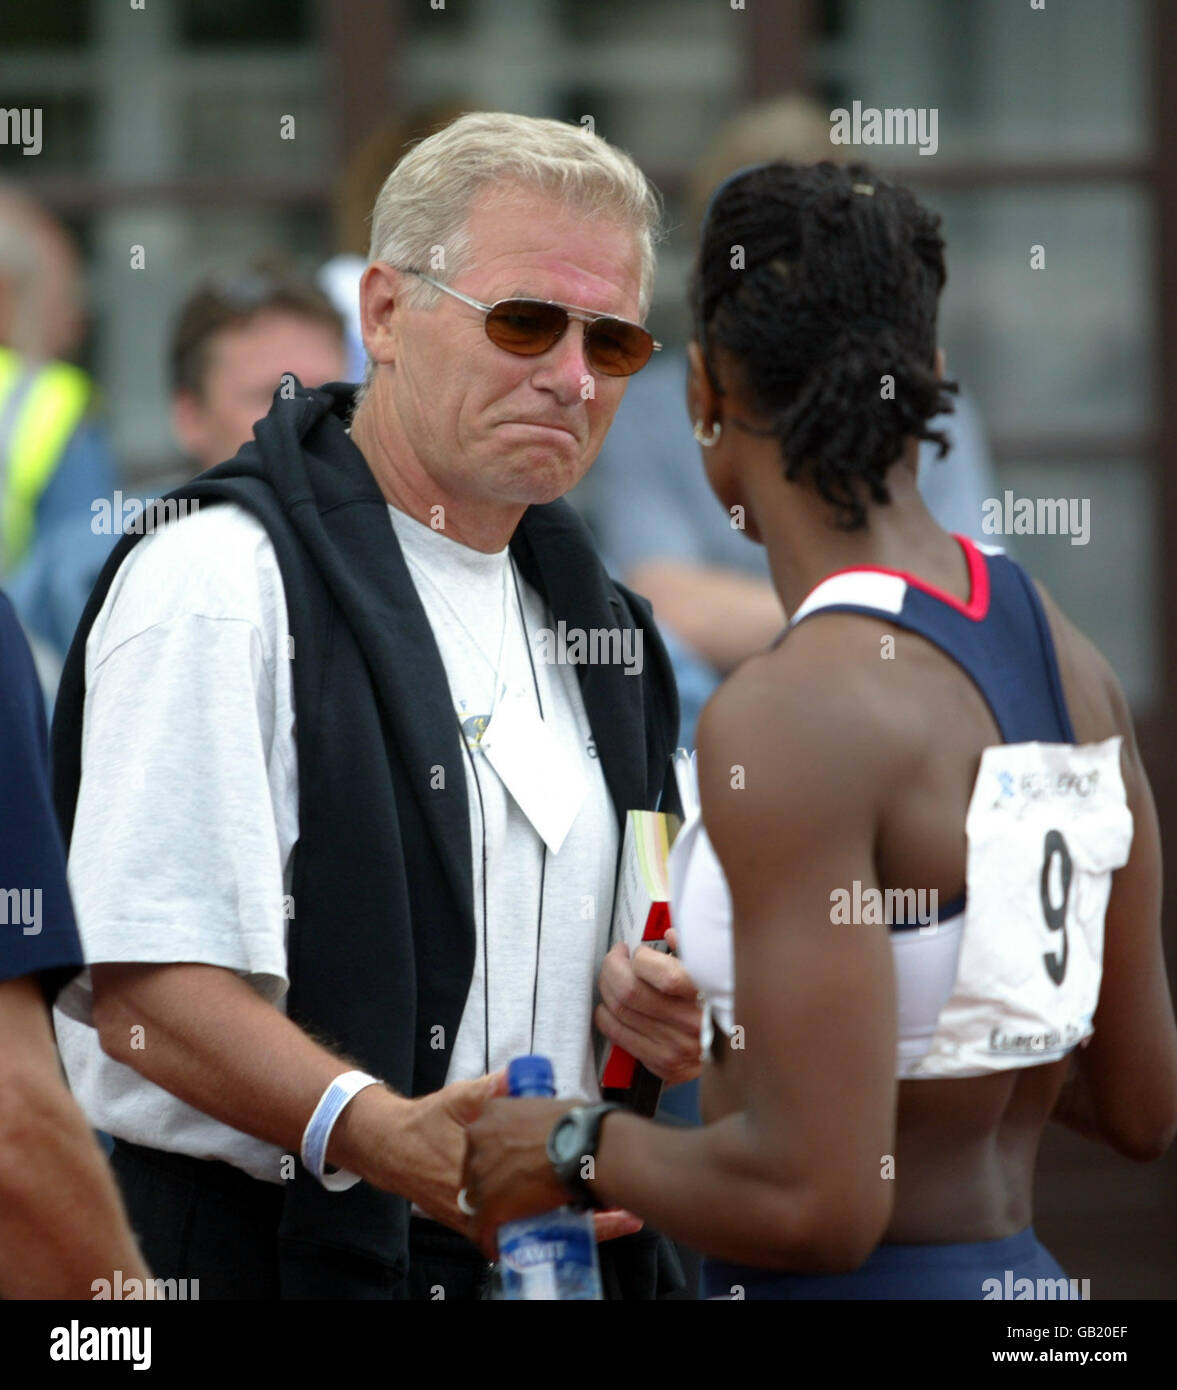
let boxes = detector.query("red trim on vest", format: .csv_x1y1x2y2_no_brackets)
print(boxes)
812,535,990,623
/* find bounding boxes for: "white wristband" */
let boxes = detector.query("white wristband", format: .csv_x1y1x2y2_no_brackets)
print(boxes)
301,1070,382,1192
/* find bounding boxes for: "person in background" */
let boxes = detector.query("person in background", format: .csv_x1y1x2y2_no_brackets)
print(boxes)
0,187,121,685
570,96,1000,752
0,590,151,1299
170,264,347,474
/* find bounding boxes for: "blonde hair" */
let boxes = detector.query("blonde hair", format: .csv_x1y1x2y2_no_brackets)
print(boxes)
688,95,848,226
357,111,663,395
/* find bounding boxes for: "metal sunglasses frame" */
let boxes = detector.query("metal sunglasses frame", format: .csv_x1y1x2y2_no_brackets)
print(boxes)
399,268,661,373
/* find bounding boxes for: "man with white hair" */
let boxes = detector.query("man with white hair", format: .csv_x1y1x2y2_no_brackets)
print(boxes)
51,113,697,1299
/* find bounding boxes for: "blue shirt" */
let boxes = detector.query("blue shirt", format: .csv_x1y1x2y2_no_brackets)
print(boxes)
0,589,83,1000
5,417,121,661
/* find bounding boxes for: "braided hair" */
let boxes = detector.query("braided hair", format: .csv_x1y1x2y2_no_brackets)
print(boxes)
691,161,958,530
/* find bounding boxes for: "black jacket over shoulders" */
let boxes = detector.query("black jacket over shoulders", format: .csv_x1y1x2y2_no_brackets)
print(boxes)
51,380,681,1295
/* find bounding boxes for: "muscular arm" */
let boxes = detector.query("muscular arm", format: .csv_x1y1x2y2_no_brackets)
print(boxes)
0,976,150,1298
1034,585,1177,1159
626,559,786,674
1052,669,1177,1158
91,962,500,1229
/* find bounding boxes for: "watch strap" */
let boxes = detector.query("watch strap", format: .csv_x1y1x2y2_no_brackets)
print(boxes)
547,1102,624,1209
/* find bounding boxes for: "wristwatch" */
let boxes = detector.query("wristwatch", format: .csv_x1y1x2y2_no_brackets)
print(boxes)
545,1102,623,1209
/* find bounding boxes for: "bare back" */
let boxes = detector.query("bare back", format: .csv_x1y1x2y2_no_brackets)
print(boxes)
697,551,1163,1244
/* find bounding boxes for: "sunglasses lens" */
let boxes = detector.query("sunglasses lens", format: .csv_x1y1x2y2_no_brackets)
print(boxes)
484,299,653,377
585,318,654,376
485,300,567,355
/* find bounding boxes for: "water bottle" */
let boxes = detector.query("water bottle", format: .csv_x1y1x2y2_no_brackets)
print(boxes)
495,1055,603,1300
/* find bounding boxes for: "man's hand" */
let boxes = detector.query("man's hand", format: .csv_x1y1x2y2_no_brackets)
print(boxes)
596,929,703,1086
461,1098,642,1259
339,1070,508,1234
90,962,511,1235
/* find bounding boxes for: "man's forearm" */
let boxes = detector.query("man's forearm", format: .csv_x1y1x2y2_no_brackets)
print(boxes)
92,962,410,1191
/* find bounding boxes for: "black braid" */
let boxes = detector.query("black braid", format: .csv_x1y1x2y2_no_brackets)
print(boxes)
691,161,958,530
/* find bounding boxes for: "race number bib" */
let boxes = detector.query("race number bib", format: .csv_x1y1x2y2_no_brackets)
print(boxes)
909,737,1133,1078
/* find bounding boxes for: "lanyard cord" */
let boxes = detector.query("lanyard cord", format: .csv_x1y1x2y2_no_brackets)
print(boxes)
408,550,512,724
458,555,548,1076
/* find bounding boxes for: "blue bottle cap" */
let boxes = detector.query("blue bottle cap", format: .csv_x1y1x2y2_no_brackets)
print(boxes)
507,1054,555,1098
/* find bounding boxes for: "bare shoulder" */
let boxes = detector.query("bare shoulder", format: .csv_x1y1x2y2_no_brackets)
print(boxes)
1030,577,1131,744
696,614,909,854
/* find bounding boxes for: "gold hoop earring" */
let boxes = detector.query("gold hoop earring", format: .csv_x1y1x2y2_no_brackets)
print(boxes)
693,419,722,448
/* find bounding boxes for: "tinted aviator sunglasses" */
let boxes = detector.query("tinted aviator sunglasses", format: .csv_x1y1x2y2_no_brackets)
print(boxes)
400,268,660,376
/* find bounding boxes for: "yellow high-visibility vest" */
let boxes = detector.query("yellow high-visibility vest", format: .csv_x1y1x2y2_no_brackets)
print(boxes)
0,345,92,570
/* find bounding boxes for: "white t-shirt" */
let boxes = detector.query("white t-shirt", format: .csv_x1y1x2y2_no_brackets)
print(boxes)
55,498,619,1183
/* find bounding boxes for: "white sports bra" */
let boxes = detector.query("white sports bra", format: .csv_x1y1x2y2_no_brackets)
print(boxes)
671,740,1131,1079
669,760,969,1073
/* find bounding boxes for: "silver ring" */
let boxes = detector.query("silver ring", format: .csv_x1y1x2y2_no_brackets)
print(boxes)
457,1187,476,1217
